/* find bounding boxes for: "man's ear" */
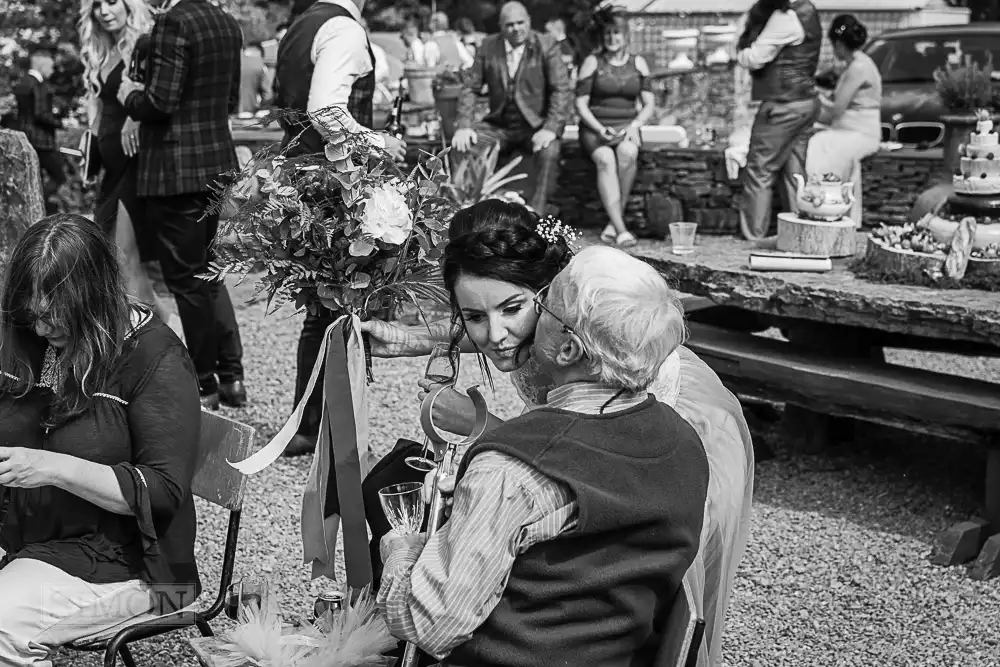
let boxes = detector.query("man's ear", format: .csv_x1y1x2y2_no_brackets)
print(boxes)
554,334,586,368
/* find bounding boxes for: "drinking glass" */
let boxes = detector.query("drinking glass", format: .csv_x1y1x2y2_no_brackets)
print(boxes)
669,222,698,255
406,342,460,472
224,576,269,621
378,482,426,534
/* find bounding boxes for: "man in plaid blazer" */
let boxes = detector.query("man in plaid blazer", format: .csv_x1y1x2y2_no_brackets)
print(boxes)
12,49,65,213
118,0,246,409
451,1,572,215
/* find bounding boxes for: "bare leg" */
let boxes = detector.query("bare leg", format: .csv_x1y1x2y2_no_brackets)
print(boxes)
616,139,641,216
592,145,628,236
113,201,171,320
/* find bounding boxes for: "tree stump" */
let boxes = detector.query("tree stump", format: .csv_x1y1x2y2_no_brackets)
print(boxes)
776,213,856,257
0,130,45,258
864,236,947,275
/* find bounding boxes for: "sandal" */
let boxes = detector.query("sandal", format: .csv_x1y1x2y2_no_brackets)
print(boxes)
600,225,617,244
616,231,638,248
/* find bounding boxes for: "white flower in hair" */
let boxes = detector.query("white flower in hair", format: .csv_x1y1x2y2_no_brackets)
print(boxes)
534,215,581,250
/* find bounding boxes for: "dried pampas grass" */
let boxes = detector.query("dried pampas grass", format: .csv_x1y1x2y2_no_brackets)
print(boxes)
212,585,396,667
302,585,397,667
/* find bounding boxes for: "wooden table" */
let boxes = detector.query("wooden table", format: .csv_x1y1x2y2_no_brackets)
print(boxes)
634,232,1000,578
637,233,1000,348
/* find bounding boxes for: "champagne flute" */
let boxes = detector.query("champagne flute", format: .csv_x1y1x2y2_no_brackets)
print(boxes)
406,342,460,472
378,482,426,535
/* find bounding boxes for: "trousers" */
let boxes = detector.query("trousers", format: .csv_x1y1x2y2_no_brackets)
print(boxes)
145,191,244,394
0,558,153,666
740,98,820,239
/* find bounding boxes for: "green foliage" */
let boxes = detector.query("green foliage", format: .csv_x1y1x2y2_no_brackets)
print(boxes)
933,54,1000,112
0,0,86,124
206,120,454,318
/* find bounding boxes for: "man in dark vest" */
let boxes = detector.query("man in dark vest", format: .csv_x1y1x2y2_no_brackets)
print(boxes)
378,246,710,667
736,0,822,239
273,0,406,456
451,1,572,216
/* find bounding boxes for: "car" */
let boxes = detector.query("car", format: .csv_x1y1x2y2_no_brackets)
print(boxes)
862,23,1000,148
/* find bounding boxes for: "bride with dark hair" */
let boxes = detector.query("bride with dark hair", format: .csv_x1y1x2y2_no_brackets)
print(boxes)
363,199,753,666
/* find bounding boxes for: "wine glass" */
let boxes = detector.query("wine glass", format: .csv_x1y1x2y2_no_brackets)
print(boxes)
224,576,269,621
406,342,460,472
378,482,426,535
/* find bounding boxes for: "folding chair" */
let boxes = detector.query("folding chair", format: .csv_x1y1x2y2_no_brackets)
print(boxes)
68,410,255,667
656,577,706,667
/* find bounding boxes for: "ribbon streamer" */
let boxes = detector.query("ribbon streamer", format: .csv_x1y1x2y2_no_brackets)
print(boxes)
227,315,348,474
227,313,373,584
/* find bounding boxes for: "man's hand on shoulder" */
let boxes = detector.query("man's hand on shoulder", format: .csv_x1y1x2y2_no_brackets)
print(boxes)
452,127,478,152
532,128,556,153
116,74,144,107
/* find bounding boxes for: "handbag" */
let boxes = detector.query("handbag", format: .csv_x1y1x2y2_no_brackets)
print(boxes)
80,130,103,181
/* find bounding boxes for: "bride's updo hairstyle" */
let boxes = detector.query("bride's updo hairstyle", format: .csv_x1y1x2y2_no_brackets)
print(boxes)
441,199,575,373
443,199,574,302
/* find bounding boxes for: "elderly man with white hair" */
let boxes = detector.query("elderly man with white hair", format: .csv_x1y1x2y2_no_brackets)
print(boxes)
378,245,711,667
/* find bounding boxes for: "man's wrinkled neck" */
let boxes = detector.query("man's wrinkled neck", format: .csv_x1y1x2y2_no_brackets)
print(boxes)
549,364,598,390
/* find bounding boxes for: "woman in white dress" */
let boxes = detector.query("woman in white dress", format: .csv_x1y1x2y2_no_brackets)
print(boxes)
362,200,753,666
805,15,882,225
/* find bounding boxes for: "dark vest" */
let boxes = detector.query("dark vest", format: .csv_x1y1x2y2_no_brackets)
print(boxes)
274,1,375,157
751,0,822,103
498,45,530,129
448,397,710,667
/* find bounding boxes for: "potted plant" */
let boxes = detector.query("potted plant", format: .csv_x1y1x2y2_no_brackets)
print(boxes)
934,54,1000,175
446,141,530,209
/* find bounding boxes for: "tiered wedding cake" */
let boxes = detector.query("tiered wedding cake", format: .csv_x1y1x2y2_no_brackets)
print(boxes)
954,109,1000,195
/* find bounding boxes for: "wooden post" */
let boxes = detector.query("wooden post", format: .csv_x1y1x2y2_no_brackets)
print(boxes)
0,130,46,258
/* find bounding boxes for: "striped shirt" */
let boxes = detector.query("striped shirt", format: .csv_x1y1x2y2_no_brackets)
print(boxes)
377,382,648,660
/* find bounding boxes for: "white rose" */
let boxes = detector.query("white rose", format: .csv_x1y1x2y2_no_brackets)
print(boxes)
359,182,413,245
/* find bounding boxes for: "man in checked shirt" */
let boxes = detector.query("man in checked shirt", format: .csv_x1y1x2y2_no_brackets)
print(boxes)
378,245,710,667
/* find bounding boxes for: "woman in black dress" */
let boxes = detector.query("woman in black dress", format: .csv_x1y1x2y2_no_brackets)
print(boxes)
0,214,201,661
79,0,168,319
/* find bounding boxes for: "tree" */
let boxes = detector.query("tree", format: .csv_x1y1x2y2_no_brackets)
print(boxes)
0,0,83,123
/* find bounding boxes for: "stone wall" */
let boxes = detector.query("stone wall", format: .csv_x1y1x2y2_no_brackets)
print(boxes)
223,129,945,236
550,144,944,234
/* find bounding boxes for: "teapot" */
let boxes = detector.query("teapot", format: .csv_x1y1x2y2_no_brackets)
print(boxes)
792,173,855,222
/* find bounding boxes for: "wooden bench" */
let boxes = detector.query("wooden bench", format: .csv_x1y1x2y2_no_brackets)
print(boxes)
685,321,1000,579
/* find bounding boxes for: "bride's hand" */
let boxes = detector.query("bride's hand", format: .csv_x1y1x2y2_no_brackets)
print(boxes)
360,319,432,357
417,378,475,437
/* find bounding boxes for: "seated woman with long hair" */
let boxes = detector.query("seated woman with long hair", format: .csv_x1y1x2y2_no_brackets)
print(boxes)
576,9,656,248
0,214,201,662
805,14,881,226
361,199,753,666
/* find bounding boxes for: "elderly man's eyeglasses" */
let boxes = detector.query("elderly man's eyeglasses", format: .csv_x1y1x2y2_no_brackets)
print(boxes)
533,285,589,356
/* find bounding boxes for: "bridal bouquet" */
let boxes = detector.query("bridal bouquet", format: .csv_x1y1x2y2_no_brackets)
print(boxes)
205,123,456,583
206,126,453,319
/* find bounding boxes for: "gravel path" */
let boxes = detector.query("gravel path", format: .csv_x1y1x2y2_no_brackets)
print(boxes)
52,277,1000,667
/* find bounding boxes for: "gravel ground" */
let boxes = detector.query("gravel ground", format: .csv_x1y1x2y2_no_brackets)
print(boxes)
52,277,1000,667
